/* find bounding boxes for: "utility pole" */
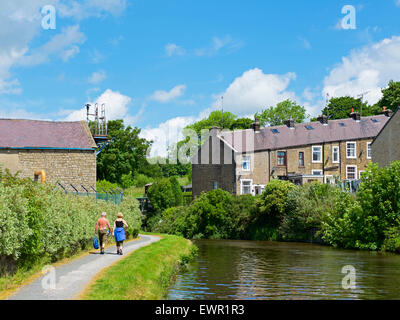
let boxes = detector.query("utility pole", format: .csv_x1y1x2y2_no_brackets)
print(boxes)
221,96,224,128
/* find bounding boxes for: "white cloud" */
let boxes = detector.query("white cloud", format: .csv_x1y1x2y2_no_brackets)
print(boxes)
0,0,126,96
215,68,297,115
57,0,127,20
150,85,187,103
165,43,186,57
65,89,133,122
140,116,197,158
298,36,311,50
195,35,244,57
18,25,86,66
323,36,400,105
88,70,107,84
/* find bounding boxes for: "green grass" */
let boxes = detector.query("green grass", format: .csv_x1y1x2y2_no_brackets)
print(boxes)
82,234,197,300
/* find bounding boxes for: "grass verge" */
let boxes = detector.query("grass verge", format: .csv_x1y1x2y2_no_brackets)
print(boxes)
82,234,197,300
0,236,141,300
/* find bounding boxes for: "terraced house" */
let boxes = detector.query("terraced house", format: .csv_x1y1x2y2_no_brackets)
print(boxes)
192,109,392,197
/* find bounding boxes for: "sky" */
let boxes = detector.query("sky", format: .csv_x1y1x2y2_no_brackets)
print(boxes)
1,0,400,157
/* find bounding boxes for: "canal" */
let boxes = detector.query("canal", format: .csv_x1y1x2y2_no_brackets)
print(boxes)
167,239,400,300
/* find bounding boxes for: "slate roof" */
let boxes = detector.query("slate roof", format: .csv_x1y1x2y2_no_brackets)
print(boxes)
219,115,390,153
0,119,97,150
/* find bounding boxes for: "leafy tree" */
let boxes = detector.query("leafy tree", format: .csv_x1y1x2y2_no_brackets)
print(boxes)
256,99,308,126
230,118,253,130
378,80,400,111
97,120,152,184
322,96,380,120
169,176,183,207
147,178,175,214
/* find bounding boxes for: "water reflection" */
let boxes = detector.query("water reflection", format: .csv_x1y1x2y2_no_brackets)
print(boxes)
168,240,400,300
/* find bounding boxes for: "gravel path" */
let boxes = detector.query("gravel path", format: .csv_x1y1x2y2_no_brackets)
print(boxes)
7,234,161,300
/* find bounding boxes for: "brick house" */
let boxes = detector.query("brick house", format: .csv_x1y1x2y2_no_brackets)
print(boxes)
371,107,399,167
0,119,97,191
192,111,391,197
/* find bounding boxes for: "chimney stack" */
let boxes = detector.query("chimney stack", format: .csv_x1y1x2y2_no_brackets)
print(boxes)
381,107,393,117
285,118,295,129
317,115,328,125
209,126,222,136
349,109,361,121
251,118,261,132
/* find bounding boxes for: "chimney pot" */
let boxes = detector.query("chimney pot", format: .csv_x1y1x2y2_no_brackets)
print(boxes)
251,118,261,132
381,107,393,117
349,111,361,121
209,126,222,136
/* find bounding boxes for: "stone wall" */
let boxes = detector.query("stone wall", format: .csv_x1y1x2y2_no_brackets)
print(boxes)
0,149,96,192
372,110,400,167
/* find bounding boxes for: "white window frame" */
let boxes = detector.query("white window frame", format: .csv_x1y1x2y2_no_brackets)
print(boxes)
366,142,372,159
346,165,358,180
332,146,340,164
312,170,323,176
242,156,251,172
346,142,357,159
240,179,253,195
312,146,323,163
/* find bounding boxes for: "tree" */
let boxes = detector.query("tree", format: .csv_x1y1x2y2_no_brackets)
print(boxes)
97,120,152,183
378,80,400,111
322,96,380,120
256,99,308,126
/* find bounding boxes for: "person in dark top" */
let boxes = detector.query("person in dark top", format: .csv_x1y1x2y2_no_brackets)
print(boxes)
113,213,129,255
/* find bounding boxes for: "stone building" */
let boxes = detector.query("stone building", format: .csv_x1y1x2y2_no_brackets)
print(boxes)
371,107,399,167
192,111,391,197
0,119,97,191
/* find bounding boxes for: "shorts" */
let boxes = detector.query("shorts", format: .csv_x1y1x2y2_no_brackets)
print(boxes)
98,229,108,247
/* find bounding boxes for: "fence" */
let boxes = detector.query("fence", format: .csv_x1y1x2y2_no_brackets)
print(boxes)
336,179,362,193
58,183,124,205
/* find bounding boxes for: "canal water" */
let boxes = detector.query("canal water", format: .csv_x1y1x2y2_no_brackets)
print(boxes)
167,240,400,300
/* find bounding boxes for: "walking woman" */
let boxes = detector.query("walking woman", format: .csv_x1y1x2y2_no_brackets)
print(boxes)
113,213,129,255
94,212,112,254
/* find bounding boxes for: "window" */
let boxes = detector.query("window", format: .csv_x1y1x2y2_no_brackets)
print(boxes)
277,151,287,166
272,129,280,134
346,142,357,159
346,166,357,180
312,170,323,176
213,181,218,190
312,146,322,163
339,122,346,127
241,180,252,195
242,156,251,171
299,152,305,167
305,125,314,130
332,146,340,164
367,143,372,159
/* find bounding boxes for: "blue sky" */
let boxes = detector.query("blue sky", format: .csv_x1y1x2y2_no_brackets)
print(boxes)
1,0,400,156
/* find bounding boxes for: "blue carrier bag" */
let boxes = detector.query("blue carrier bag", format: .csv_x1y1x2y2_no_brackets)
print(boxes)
93,236,99,249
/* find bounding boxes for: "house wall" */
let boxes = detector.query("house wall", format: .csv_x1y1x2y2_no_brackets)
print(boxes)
0,149,96,191
192,133,236,198
372,111,400,167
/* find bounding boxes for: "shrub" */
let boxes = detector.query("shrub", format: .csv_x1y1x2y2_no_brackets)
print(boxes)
280,183,342,242
169,176,183,207
147,178,176,214
97,180,119,193
0,171,141,273
256,180,296,227
132,174,152,188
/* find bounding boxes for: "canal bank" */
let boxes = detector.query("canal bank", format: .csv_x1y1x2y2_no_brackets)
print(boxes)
168,239,400,300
